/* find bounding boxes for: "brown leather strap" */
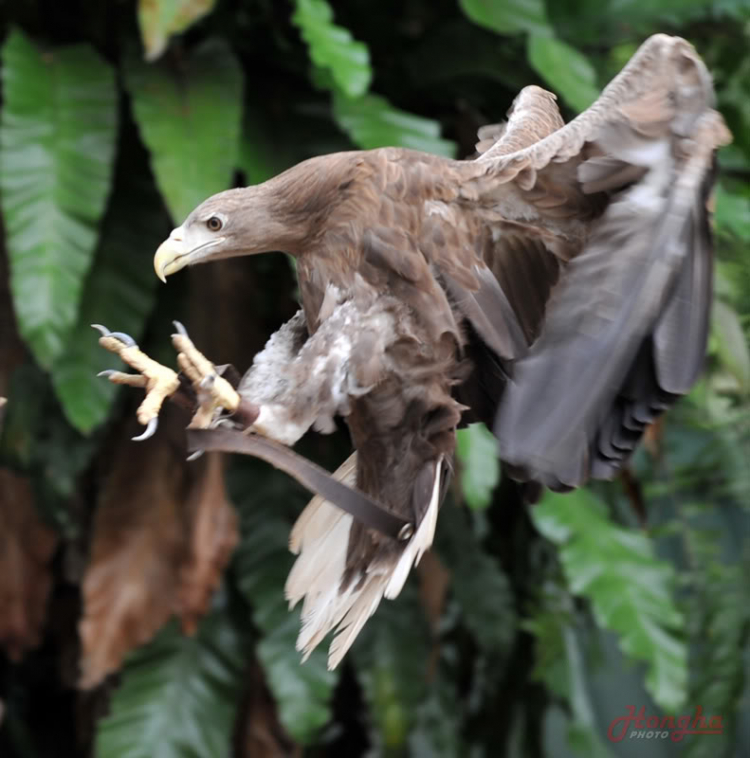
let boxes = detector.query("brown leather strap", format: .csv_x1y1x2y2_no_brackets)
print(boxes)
187,429,411,540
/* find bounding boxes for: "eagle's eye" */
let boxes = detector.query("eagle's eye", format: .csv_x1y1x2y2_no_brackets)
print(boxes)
206,216,223,232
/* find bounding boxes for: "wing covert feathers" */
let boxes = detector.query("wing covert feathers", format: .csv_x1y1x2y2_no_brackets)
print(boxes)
468,34,723,190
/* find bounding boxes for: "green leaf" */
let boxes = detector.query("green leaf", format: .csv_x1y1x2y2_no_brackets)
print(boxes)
138,0,218,62
683,527,749,758
0,362,96,537
532,489,688,712
527,35,599,112
711,300,750,395
459,0,550,36
51,142,171,433
353,585,431,750
292,0,372,98
96,609,245,758
408,677,462,758
124,39,243,223
526,588,617,758
0,29,118,369
406,20,529,90
239,108,299,186
333,92,456,157
437,504,516,654
455,423,500,510
715,184,750,242
231,461,338,744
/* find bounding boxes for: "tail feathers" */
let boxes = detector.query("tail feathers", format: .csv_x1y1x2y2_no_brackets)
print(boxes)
288,453,358,555
385,457,442,599
285,454,443,670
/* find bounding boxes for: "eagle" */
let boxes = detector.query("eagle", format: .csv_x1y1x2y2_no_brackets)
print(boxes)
97,34,730,669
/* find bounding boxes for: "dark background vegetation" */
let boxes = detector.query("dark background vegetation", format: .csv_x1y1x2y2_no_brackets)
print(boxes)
0,1,749,756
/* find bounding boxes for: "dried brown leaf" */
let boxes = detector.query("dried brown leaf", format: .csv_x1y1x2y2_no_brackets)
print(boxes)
79,412,190,688
417,549,451,632
177,452,238,635
620,466,647,528
643,416,664,460
79,412,241,687
417,549,451,681
0,469,58,661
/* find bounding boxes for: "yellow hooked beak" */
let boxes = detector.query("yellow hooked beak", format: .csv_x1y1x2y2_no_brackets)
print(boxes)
153,227,189,283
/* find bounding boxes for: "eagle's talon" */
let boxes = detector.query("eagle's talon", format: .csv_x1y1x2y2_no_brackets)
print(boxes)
213,418,238,429
132,417,158,442
92,324,137,348
168,323,241,428
108,331,137,348
95,326,181,436
98,370,148,388
186,449,204,462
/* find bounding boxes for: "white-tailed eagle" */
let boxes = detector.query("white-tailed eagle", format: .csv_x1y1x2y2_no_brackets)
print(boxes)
97,34,730,669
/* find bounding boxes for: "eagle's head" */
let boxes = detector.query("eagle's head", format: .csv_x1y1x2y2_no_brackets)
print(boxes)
153,180,311,282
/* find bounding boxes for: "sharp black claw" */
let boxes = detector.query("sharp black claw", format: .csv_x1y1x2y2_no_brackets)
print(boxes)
132,417,158,442
172,320,188,337
97,370,116,378
186,449,204,462
109,332,137,347
91,324,111,337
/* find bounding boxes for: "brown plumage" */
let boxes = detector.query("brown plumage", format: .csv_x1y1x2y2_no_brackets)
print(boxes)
152,34,730,667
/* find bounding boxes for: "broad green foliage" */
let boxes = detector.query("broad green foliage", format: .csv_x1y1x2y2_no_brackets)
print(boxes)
404,21,528,89
437,504,516,654
240,110,297,186
711,299,750,395
138,0,218,61
51,145,171,432
334,92,456,156
456,423,500,510
124,39,243,223
459,0,550,36
292,0,372,98
96,610,245,758
715,185,750,242
527,35,600,112
354,586,431,749
526,592,617,758
682,525,749,758
231,463,338,744
533,489,688,712
408,682,462,758
0,29,117,369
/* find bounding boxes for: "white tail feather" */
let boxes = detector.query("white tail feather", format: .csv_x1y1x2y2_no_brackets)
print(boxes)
285,454,443,670
288,453,358,555
385,457,442,599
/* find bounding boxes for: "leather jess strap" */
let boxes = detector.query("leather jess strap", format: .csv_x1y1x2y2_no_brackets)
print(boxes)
187,429,412,540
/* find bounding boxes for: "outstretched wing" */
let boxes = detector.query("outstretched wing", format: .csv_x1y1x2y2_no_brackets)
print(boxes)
461,34,730,488
429,86,570,365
